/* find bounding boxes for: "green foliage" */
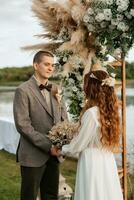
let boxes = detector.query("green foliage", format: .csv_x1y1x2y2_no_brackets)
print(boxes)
0,66,34,83
0,150,20,200
0,66,60,85
107,62,134,79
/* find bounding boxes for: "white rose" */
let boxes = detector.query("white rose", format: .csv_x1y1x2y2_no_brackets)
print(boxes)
130,9,134,17
111,73,116,78
116,0,122,5
72,86,78,92
116,14,124,21
106,0,113,5
111,18,118,26
95,13,105,22
116,0,129,6
69,78,75,84
83,15,90,23
117,22,129,32
117,5,128,12
103,9,112,21
114,48,122,56
100,21,108,28
87,24,95,32
87,8,94,15
117,1,129,12
63,57,68,62
88,16,95,23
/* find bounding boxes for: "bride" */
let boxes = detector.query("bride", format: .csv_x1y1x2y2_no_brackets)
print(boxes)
61,69,123,200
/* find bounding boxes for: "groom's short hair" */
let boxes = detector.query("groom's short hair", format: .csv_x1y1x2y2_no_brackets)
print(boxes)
33,50,54,64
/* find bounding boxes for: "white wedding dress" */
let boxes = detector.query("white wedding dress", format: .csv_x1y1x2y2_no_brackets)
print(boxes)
62,106,123,200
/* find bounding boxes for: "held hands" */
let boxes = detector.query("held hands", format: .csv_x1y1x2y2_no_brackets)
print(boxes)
50,145,61,156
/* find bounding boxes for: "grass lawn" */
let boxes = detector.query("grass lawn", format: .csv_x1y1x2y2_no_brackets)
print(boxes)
0,150,20,200
0,150,134,200
0,150,77,200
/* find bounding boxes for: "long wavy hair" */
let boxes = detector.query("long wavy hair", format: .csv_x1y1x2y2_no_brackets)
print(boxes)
81,70,121,150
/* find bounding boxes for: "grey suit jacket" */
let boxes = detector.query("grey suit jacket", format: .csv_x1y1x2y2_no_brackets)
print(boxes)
13,76,67,167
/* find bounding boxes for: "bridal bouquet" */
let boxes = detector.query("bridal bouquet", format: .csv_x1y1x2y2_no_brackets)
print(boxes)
48,120,79,148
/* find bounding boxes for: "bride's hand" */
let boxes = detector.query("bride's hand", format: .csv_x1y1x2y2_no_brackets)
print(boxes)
50,146,61,156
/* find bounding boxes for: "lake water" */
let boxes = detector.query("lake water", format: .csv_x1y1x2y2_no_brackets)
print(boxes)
0,88,134,163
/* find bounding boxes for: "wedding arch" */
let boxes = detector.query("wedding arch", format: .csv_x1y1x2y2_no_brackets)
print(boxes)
24,0,134,199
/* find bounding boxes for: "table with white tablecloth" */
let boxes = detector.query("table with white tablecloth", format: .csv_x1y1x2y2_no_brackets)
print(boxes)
0,118,20,154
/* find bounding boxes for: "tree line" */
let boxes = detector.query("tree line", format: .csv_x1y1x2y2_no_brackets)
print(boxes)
0,62,134,84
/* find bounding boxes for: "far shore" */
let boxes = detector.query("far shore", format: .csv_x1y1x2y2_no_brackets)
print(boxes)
126,79,134,85
0,79,133,92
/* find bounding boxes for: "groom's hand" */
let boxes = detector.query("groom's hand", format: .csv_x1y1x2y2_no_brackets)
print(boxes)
50,145,61,156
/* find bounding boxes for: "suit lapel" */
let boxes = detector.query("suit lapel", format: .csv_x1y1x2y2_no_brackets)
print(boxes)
28,76,53,118
50,86,61,124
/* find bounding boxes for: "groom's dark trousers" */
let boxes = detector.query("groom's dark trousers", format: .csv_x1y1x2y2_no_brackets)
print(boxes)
21,156,59,200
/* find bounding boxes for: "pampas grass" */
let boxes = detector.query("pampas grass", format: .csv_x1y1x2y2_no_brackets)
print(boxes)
23,0,96,74
71,28,86,45
22,42,62,51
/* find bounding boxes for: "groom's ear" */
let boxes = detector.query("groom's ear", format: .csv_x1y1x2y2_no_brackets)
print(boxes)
33,63,38,71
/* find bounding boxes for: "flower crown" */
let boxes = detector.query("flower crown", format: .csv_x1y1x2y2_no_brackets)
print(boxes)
89,73,116,87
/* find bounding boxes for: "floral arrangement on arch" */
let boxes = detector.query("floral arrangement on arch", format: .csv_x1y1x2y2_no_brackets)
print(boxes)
83,0,134,57
24,0,134,119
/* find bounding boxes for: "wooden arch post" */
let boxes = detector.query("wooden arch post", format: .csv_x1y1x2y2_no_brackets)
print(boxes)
121,54,127,200
110,54,127,200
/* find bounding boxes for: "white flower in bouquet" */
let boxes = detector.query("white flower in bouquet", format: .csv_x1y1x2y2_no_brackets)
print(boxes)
48,120,79,148
117,22,129,32
103,9,112,21
95,13,105,22
106,0,113,5
130,9,134,17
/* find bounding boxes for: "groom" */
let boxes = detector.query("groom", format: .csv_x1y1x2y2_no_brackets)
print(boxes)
13,51,67,200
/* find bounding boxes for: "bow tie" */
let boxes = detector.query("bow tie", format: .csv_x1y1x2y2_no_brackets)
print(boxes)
39,84,52,91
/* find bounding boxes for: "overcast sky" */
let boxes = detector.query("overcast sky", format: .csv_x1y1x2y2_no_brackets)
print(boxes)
0,0,134,68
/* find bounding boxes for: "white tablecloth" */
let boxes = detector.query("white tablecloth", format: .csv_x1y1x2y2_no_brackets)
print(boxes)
0,118,20,154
